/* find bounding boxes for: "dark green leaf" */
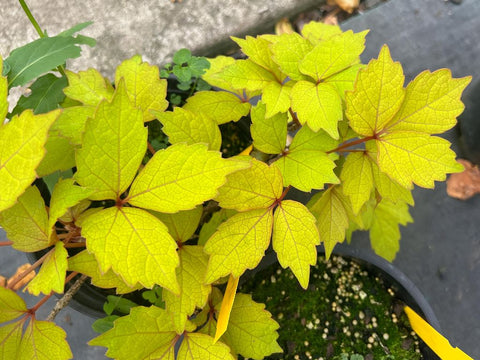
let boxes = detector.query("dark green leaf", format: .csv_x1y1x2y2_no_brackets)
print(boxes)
177,80,192,91
188,57,211,76
57,21,93,37
169,93,182,106
10,74,67,116
196,78,212,91
173,49,192,64
2,61,10,76
92,315,120,333
103,295,138,316
5,35,88,88
159,69,170,78
74,34,96,47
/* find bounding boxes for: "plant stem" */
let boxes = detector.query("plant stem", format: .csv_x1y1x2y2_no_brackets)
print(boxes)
147,141,156,155
28,272,79,316
327,135,376,154
64,242,86,248
19,0,45,38
7,249,52,290
0,241,13,246
46,274,88,321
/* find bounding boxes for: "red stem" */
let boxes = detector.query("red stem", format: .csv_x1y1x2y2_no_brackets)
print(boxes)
0,241,13,246
327,135,376,154
7,249,52,290
147,141,156,155
64,242,86,248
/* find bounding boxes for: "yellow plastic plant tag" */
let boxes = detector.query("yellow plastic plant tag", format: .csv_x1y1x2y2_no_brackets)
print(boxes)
213,274,239,343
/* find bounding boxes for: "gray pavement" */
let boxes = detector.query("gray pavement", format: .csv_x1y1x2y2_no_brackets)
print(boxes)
1,0,480,359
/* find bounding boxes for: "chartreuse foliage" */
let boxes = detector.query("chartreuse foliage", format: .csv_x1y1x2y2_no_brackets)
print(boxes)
0,15,471,360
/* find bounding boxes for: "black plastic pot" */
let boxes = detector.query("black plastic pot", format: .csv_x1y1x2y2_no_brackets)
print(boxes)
242,243,441,360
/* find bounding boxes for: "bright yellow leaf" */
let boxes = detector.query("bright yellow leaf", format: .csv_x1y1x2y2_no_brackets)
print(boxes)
63,68,114,106
301,21,342,44
341,152,374,214
0,287,27,322
178,333,234,360
153,206,203,243
270,33,313,81
0,57,8,121
250,101,287,154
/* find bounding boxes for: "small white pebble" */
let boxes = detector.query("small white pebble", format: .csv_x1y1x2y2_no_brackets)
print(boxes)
383,333,389,340
359,290,367,300
368,336,374,343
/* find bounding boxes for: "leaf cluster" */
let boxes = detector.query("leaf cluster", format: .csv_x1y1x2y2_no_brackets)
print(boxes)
0,17,470,360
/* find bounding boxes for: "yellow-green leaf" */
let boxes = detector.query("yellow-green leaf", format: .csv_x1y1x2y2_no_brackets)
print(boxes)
52,105,95,146
271,33,313,81
163,246,211,334
274,126,339,192
273,200,320,289
386,69,471,134
376,131,463,188
0,109,59,212
202,56,240,95
182,90,250,124
232,35,285,81
341,152,374,214
324,64,364,101
221,294,282,359
0,287,27,322
68,250,142,294
115,55,168,122
251,101,287,154
20,319,72,360
36,134,75,177
154,107,221,151
198,209,237,246
220,59,277,91
262,81,293,118
308,187,349,258
153,206,202,243
178,333,234,360
299,30,368,81
214,274,239,343
48,178,93,233
291,81,342,138
75,80,147,200
346,45,405,137
204,208,273,282
0,57,8,121
301,21,342,44
215,158,282,211
63,68,114,106
82,206,179,292
0,186,51,252
127,143,250,213
89,306,177,360
0,321,23,360
370,199,412,261
27,242,68,296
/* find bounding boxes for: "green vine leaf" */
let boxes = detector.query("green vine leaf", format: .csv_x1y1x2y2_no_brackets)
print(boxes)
198,209,237,246
0,186,51,252
154,107,221,151
291,80,342,138
48,178,93,234
370,199,413,261
82,206,179,292
182,90,251,124
250,101,287,155
299,30,368,82
63,68,114,106
89,306,177,360
0,109,59,212
221,293,282,359
272,200,320,289
51,105,96,146
115,55,168,122
27,242,68,296
163,246,211,334
202,56,243,96
177,333,234,360
346,45,470,188
274,126,339,192
11,74,67,117
218,59,277,92
68,250,142,294
20,319,72,360
153,206,202,243
0,321,23,359
0,287,27,322
5,35,90,88
204,208,273,282
308,187,350,258
300,21,342,44
215,158,282,211
261,81,293,118
75,80,147,200
127,143,250,213
270,33,313,81
35,131,76,177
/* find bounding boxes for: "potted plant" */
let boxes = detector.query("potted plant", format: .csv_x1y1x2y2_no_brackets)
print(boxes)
0,1,471,358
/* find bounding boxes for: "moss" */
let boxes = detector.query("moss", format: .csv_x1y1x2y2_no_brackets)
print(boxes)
239,255,422,360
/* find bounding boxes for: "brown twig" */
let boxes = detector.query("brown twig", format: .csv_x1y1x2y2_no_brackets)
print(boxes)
0,241,13,246
7,249,52,290
46,274,88,321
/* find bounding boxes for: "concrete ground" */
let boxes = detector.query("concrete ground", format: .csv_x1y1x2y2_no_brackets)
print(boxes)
1,0,479,359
